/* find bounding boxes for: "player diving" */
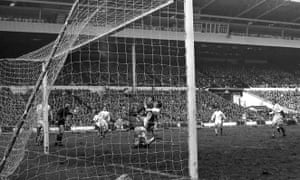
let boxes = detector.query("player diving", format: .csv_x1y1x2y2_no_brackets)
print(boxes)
132,96,162,148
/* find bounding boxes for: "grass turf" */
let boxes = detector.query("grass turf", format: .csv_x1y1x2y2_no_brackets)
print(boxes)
5,125,300,180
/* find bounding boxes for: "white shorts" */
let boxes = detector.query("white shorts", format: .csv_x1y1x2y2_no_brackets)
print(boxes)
134,126,146,132
134,126,146,138
37,120,44,128
214,122,223,128
272,118,283,127
96,120,108,130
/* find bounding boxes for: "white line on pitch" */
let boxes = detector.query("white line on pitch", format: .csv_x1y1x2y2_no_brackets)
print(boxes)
109,163,186,179
25,149,186,179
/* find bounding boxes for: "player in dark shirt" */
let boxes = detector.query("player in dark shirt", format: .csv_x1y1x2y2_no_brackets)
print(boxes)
55,104,72,146
132,97,162,148
132,106,155,148
143,97,161,135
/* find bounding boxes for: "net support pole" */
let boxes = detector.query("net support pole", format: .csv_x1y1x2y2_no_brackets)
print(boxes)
184,0,198,179
42,62,49,154
132,42,137,93
0,0,80,173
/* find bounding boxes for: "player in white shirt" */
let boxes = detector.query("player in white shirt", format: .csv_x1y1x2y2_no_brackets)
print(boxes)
211,105,226,136
270,103,286,138
93,107,111,138
36,103,52,145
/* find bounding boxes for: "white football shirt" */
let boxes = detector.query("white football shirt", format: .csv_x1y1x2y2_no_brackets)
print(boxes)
211,110,226,124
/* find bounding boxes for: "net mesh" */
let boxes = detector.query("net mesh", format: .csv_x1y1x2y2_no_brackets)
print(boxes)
0,0,193,179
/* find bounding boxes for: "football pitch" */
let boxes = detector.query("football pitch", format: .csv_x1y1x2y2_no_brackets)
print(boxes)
8,125,300,180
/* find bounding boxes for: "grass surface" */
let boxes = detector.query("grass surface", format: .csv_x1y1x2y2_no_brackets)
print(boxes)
5,125,300,180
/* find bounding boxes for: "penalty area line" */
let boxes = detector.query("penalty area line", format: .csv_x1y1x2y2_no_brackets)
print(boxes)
110,163,187,179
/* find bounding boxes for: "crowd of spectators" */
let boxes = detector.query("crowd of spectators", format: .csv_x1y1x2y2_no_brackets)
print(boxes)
3,61,299,89
0,16,46,23
0,87,254,128
197,63,248,88
196,90,247,122
3,60,300,129
4,86,299,130
0,60,41,86
53,59,300,88
48,89,251,126
197,62,300,88
0,87,25,127
3,39,300,89
251,90,300,112
128,21,229,34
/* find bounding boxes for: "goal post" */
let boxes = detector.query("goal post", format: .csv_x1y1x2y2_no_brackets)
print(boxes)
132,42,137,93
42,62,49,154
0,0,81,175
184,0,198,179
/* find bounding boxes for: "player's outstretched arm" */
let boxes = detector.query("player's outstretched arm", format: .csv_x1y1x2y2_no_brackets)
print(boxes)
143,98,147,109
222,112,226,121
49,107,53,122
108,112,111,122
145,107,161,113
210,112,216,122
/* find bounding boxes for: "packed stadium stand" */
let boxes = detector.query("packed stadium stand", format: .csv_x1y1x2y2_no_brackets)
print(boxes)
54,58,300,88
0,86,253,128
1,0,300,180
251,90,300,112
2,42,300,128
197,62,300,88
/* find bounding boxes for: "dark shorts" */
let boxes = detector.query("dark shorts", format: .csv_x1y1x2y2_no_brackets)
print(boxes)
57,120,65,126
146,121,155,131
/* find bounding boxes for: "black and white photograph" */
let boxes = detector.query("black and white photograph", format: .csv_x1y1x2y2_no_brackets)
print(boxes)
0,0,300,179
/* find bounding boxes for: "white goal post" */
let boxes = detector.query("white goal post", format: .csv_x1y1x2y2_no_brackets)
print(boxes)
184,0,198,179
42,62,50,154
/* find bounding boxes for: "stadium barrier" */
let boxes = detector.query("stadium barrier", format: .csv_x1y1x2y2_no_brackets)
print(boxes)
42,120,275,132
203,122,237,128
200,121,276,128
6,120,297,134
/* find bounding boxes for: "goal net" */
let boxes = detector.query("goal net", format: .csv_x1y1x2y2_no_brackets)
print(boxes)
0,0,196,179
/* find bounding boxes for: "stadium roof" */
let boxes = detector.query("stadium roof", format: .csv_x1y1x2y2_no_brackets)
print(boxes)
196,0,300,28
1,0,300,59
1,0,300,28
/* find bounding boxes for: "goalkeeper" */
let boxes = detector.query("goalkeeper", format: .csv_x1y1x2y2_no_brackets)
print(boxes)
55,104,73,146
